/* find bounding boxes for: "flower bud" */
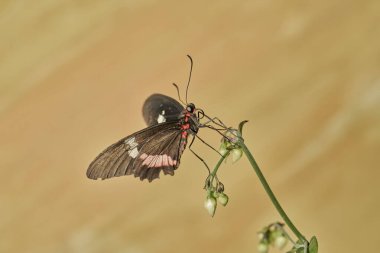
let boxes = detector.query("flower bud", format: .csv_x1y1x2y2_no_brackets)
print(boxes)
257,242,269,253
204,196,217,217
257,232,265,241
217,192,229,206
274,235,287,249
211,190,219,199
231,148,243,163
219,142,229,156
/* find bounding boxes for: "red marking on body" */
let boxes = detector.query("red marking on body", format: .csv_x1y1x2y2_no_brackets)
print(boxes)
184,112,190,122
180,111,191,139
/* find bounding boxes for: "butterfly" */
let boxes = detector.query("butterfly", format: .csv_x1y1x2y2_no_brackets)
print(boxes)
86,93,203,182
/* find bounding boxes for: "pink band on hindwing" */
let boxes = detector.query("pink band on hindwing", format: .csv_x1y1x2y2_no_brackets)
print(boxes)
139,153,177,167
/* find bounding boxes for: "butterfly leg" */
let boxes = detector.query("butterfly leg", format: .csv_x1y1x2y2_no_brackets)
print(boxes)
200,115,238,139
188,135,211,174
210,116,228,128
203,124,232,139
201,115,228,129
189,136,227,191
195,134,222,157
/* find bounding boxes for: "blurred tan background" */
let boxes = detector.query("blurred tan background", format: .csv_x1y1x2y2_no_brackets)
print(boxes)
1,1,379,252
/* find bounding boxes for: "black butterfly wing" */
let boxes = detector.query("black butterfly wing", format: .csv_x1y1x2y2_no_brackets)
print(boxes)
142,94,184,126
87,121,186,182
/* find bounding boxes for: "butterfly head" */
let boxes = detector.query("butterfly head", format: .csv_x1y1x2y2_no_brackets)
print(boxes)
186,103,196,113
186,103,205,124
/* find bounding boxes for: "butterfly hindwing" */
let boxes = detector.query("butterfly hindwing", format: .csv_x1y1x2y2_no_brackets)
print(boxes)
130,127,184,181
86,121,186,182
142,94,184,126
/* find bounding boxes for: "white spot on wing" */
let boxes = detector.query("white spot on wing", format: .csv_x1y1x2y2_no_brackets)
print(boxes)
157,110,166,123
125,137,135,145
125,137,139,158
129,148,139,158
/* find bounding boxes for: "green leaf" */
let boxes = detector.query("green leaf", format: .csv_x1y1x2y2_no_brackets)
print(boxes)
308,236,318,253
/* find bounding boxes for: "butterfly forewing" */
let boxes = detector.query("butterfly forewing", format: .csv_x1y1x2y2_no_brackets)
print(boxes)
87,121,186,182
143,94,184,126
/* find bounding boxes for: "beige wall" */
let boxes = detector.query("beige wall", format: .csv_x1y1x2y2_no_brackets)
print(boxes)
1,1,379,252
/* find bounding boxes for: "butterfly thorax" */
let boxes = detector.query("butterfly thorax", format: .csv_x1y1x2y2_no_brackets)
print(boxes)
179,103,199,137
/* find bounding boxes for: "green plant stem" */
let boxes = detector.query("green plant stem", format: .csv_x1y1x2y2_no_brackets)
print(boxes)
210,151,230,183
239,141,307,244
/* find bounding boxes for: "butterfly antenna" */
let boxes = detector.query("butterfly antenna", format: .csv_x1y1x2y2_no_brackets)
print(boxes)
185,54,193,104
172,83,186,105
